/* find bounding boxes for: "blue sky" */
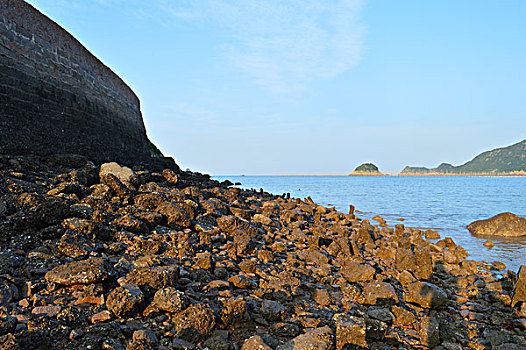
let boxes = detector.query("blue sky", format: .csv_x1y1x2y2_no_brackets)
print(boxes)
27,0,526,174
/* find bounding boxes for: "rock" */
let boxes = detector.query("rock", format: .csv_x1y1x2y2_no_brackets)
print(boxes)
152,287,190,313
106,284,144,318
0,316,17,336
100,162,136,183
172,304,216,343
467,212,526,236
125,266,178,290
260,300,287,322
242,335,272,350
512,265,526,307
133,329,158,345
341,261,375,283
404,281,448,309
484,240,495,247
32,305,61,317
45,258,109,285
419,316,440,348
91,310,112,323
162,169,179,185
363,280,398,305
391,306,415,326
424,229,440,239
333,314,367,349
277,326,334,350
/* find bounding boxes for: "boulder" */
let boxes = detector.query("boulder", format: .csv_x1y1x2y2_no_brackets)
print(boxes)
106,284,144,318
45,258,109,285
404,281,448,309
467,212,526,237
100,162,137,183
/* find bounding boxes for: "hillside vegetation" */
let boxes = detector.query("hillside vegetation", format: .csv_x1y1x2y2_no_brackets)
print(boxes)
401,139,526,175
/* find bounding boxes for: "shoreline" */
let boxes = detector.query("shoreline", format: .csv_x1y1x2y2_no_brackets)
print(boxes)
0,154,524,349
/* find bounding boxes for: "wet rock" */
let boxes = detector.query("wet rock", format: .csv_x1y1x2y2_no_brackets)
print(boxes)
172,304,216,343
106,284,144,318
512,265,526,307
404,281,448,309
45,258,109,285
467,212,526,237
333,314,367,349
341,261,375,283
277,326,333,350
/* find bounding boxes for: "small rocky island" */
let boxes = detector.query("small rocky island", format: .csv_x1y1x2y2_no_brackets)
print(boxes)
351,163,383,175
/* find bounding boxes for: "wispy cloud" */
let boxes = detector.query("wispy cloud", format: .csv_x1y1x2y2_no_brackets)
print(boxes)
159,0,366,93
28,0,366,93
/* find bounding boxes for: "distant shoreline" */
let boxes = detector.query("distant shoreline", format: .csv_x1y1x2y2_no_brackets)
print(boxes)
215,172,526,177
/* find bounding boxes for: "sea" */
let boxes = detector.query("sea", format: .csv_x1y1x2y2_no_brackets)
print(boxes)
213,175,526,272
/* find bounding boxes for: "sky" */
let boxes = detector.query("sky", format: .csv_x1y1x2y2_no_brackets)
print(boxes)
27,0,526,175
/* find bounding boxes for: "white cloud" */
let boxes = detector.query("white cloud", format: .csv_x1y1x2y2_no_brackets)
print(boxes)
160,0,366,93
27,0,366,93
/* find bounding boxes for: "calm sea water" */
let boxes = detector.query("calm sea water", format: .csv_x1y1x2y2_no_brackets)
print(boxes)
214,175,526,272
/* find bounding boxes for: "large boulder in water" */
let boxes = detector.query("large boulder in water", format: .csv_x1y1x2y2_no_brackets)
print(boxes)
467,212,526,237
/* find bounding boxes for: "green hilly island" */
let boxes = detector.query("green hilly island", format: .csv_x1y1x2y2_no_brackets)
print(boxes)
401,139,526,175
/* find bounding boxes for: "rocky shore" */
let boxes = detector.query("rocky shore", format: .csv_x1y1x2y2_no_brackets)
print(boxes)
0,154,524,350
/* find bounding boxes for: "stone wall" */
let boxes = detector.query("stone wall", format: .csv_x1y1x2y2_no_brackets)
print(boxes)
0,0,151,164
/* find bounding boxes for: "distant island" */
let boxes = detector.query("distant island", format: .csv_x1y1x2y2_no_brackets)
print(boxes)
350,163,386,176
401,139,526,176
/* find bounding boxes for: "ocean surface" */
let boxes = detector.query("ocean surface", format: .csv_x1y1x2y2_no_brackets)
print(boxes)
214,175,526,272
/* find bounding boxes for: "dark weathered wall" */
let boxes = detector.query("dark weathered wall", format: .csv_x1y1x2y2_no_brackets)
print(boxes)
0,0,151,164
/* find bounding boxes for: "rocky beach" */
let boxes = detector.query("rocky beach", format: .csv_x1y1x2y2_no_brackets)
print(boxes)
0,154,524,349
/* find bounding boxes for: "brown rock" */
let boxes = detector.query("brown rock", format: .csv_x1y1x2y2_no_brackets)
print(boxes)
391,306,416,326
32,305,61,317
242,335,272,350
152,287,190,313
277,326,334,350
125,266,178,289
172,304,216,342
419,315,440,348
396,248,416,272
341,261,375,283
333,314,367,349
45,258,108,285
512,265,526,307
91,310,112,323
162,169,179,185
467,212,526,237
314,289,332,306
363,281,398,305
106,284,144,318
404,281,448,309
